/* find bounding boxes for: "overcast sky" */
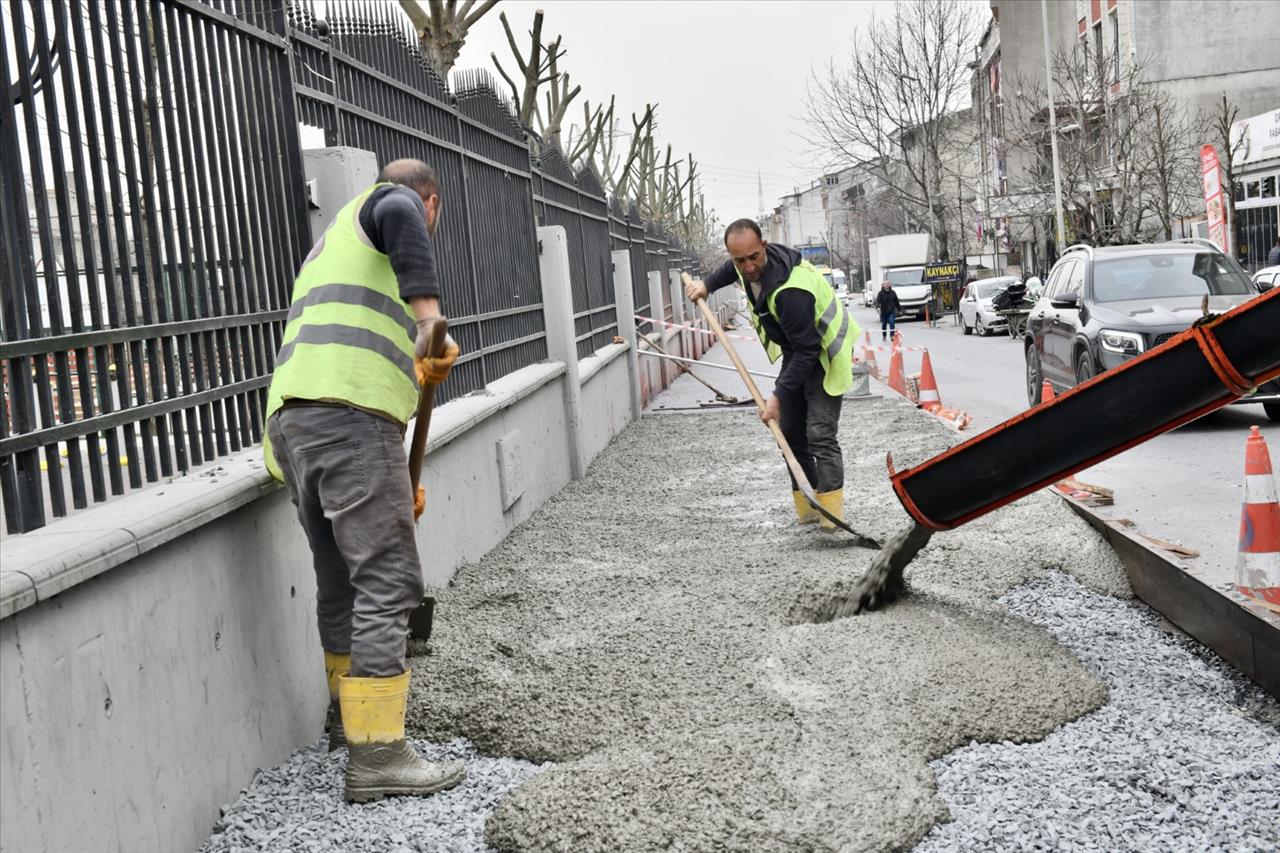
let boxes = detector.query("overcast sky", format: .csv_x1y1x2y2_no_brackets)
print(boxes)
453,0,902,222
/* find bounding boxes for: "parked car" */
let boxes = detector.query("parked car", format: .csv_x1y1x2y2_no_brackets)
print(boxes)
1253,265,1280,292
1024,239,1280,420
959,275,1022,336
863,280,876,307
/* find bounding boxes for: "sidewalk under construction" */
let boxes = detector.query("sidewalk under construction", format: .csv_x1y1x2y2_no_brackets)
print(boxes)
201,333,1280,852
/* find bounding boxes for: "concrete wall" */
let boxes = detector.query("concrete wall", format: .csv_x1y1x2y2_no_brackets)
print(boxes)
1,490,321,853
578,346,634,468
0,360,574,853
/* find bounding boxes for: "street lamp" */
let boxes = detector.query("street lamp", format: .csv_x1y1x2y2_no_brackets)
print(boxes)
1041,0,1067,252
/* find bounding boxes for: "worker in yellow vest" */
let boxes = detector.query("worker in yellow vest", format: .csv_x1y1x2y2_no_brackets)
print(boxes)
263,159,462,803
685,219,858,530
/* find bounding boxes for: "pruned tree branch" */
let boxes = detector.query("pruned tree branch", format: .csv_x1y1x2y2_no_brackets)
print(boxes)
398,0,498,78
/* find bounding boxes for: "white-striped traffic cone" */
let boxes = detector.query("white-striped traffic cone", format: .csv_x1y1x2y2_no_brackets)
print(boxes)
917,350,942,412
1236,426,1280,612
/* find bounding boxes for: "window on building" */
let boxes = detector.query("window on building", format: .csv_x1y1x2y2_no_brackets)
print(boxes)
1246,180,1260,200
1093,23,1103,80
1110,13,1120,83
824,174,839,187
1261,175,1276,199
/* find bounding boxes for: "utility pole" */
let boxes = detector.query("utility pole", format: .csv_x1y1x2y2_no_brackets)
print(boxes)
757,169,764,220
1042,0,1067,251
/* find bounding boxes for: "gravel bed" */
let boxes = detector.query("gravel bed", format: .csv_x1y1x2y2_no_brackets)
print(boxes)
199,738,549,853
915,571,1280,852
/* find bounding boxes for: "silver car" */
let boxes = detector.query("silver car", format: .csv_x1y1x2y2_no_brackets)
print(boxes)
960,276,1021,336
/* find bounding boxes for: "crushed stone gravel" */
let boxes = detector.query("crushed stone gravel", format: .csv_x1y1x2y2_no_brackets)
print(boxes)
199,390,1277,852
915,570,1280,853
199,738,548,853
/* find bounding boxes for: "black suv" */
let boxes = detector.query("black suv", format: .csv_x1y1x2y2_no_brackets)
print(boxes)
1024,239,1280,420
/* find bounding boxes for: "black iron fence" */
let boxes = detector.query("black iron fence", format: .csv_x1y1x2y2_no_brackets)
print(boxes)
1,0,700,534
1,0,309,534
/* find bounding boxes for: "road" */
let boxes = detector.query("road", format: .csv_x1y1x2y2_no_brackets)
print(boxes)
846,302,1279,594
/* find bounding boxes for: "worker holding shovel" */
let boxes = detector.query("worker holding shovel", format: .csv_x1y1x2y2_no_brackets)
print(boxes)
685,219,860,531
262,159,463,803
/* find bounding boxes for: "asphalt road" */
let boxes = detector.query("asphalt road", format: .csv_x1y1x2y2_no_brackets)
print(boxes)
846,301,1279,593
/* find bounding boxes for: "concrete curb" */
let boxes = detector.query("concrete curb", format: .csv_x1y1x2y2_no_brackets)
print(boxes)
1059,493,1280,700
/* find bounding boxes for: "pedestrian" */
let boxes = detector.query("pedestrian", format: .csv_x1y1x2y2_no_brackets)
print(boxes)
262,159,465,803
684,220,860,531
874,280,901,341
1268,234,1280,267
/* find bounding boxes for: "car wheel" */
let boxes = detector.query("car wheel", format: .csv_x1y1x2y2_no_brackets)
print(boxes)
1026,346,1043,406
1075,350,1095,385
1265,402,1280,422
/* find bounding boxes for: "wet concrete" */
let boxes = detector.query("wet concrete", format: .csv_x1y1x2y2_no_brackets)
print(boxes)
406,393,1131,851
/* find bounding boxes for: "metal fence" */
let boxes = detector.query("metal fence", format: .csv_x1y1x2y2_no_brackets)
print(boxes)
531,144,615,360
1,0,309,534
0,0,701,534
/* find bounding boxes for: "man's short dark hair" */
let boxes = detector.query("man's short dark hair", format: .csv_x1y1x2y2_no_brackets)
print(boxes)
377,158,441,198
724,218,763,245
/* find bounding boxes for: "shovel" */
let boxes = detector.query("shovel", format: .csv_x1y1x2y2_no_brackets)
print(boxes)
407,316,449,642
686,278,878,549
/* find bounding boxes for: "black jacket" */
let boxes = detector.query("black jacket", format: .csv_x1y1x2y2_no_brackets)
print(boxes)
358,185,440,301
874,288,901,316
704,243,822,400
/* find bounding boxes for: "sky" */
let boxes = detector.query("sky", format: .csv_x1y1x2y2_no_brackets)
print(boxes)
452,0,900,223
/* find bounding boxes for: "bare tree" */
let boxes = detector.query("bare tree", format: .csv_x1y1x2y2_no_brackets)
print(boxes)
491,9,549,128
1145,90,1199,241
803,0,982,258
398,0,499,78
534,36,580,148
564,96,610,167
1203,93,1247,251
490,9,584,150
1002,46,1200,245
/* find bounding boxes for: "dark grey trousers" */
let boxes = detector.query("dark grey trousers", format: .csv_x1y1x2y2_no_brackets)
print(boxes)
268,404,423,677
777,364,845,493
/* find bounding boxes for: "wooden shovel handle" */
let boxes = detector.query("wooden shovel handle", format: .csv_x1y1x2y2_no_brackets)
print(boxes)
688,279,816,498
408,317,449,489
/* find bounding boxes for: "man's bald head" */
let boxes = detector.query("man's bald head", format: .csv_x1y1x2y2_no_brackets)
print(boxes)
378,158,443,235
378,159,441,199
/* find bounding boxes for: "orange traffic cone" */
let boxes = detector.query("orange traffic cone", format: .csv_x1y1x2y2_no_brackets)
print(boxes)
1236,426,1280,612
887,349,906,397
1041,379,1056,404
917,350,942,412
863,331,878,377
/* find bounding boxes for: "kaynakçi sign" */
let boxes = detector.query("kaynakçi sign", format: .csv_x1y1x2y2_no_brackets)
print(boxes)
924,261,964,283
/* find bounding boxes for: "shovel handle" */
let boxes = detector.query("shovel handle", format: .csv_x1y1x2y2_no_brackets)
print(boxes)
689,277,878,549
408,317,449,489
689,281,814,496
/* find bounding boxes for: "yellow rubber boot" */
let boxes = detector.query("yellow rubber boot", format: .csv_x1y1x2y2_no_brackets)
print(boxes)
324,651,351,751
816,488,844,534
792,490,820,525
339,670,466,803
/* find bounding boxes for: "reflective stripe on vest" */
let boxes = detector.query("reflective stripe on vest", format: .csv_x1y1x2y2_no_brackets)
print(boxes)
262,183,419,480
745,259,859,397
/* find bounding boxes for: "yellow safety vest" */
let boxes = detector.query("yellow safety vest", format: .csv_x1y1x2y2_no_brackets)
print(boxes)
262,183,419,480
745,259,859,397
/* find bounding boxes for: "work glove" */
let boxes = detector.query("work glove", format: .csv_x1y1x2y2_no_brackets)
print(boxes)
413,317,460,386
414,485,426,522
